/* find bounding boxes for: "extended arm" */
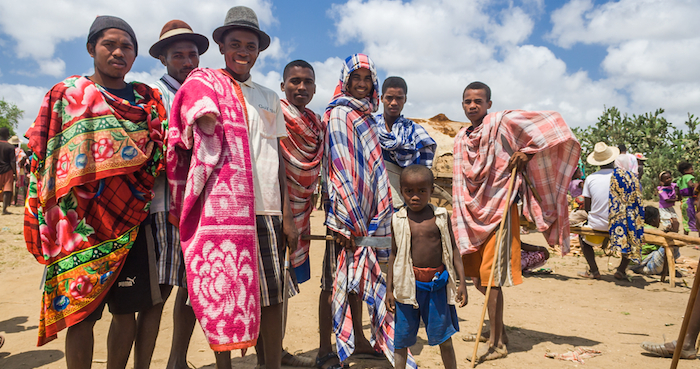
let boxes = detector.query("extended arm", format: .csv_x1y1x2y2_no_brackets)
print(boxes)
278,139,299,253
448,220,468,307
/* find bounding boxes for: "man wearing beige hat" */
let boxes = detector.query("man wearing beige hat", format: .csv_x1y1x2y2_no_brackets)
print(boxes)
148,19,208,369
578,142,642,280
9,135,27,206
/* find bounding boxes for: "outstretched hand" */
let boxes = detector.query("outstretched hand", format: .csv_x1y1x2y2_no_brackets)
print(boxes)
335,232,356,251
283,222,299,254
386,291,396,313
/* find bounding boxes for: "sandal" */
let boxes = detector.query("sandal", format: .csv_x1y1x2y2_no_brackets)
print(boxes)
641,341,697,359
282,350,315,367
0,334,4,350
578,271,601,280
462,333,488,343
614,271,627,281
315,352,344,369
350,351,386,360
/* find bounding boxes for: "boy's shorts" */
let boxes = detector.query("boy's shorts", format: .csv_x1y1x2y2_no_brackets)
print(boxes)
151,211,186,287
86,223,160,320
257,215,285,307
394,282,459,349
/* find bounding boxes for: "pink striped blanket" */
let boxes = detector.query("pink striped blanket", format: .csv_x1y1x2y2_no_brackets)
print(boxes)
452,110,580,255
279,99,324,268
167,68,259,351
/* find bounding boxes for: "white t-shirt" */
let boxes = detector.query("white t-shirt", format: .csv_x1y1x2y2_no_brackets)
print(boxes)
149,74,181,214
614,153,638,175
239,77,287,215
582,168,613,231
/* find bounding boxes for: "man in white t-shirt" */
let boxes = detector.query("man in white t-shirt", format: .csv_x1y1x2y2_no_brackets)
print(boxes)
210,7,298,369
614,144,638,175
578,142,631,280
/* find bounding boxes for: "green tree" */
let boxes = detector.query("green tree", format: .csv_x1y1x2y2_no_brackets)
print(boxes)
0,98,24,137
572,107,700,200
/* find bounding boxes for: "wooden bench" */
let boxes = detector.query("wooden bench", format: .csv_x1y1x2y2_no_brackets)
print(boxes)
570,226,699,287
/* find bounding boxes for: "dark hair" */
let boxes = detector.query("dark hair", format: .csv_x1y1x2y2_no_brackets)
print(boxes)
283,60,315,81
463,81,491,101
678,161,693,174
382,76,407,95
618,144,627,153
644,205,659,225
400,164,434,187
87,30,105,49
0,127,9,140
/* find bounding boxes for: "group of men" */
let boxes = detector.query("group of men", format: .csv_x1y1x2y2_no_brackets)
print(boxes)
22,5,583,369
0,129,27,215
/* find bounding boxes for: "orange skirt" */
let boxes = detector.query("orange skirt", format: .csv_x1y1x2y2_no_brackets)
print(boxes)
462,203,522,287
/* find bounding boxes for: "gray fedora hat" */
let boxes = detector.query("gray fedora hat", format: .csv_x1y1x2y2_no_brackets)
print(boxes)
212,6,271,51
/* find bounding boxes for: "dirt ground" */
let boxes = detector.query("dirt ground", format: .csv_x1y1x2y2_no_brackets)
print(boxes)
1,206,699,369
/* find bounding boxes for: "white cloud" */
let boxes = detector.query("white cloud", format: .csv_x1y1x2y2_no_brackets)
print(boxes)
0,84,51,137
0,0,278,77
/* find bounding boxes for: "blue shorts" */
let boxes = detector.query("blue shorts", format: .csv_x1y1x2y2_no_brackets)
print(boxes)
394,271,459,349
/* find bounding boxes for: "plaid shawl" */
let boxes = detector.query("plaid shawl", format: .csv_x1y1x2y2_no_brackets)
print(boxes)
609,167,644,262
280,99,324,268
24,76,166,346
322,53,392,238
375,114,436,167
452,110,580,255
333,247,416,368
167,68,259,351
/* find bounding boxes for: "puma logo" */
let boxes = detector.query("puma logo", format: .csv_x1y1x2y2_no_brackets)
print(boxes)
118,276,136,287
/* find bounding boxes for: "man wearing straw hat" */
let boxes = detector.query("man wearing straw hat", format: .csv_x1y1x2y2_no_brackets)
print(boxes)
148,19,209,369
453,82,580,363
577,142,643,280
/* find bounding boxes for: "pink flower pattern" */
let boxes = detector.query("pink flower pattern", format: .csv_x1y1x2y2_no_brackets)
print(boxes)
64,78,110,119
69,275,94,299
55,154,71,179
91,138,114,163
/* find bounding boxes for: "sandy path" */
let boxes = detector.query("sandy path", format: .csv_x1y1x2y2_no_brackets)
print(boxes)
1,207,699,368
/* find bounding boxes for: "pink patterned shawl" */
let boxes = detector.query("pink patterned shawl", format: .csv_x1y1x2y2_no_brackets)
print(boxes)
452,110,580,255
279,99,324,268
167,67,259,351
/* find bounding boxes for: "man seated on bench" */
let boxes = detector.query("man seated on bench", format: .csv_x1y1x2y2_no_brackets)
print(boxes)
577,142,644,280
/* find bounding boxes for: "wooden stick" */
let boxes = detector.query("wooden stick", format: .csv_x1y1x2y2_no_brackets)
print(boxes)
670,257,700,369
470,167,518,367
665,246,676,288
301,234,334,241
570,226,695,247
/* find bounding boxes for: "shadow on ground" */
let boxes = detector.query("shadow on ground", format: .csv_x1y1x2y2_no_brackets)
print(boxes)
0,350,64,368
197,347,393,369
0,316,37,333
504,326,601,354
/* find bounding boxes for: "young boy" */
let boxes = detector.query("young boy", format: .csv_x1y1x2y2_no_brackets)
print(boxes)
386,165,467,369
677,161,696,234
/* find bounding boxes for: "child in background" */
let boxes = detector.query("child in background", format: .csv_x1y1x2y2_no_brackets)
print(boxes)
568,167,585,210
658,171,680,232
386,165,467,369
677,161,696,235
630,206,681,276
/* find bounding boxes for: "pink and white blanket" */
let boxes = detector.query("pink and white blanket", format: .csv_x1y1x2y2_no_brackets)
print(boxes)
167,68,259,351
452,110,580,255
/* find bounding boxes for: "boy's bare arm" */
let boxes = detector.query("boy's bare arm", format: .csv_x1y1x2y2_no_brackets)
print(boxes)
447,220,467,307
386,220,397,313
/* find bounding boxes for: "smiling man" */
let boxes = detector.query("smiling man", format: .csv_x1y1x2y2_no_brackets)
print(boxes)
147,19,209,369
166,6,296,369
23,15,167,369
375,76,436,210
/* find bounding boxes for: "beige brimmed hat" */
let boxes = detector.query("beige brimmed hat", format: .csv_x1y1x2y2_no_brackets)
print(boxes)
212,6,270,50
149,20,209,58
587,142,620,166
8,136,19,145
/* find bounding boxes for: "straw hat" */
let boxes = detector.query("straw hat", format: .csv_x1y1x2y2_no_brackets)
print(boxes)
8,136,19,145
634,152,647,161
212,6,270,50
149,20,209,58
587,142,619,166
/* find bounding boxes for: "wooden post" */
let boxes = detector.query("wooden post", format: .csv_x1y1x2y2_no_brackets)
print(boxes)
665,246,676,288
670,259,700,369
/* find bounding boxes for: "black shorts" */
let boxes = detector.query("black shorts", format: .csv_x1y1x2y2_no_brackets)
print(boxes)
85,223,160,320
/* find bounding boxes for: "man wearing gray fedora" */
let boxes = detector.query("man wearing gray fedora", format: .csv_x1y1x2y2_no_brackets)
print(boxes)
147,19,209,369
209,6,298,369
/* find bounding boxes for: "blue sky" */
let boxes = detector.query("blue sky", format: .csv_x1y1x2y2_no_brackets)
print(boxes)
1,0,698,140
